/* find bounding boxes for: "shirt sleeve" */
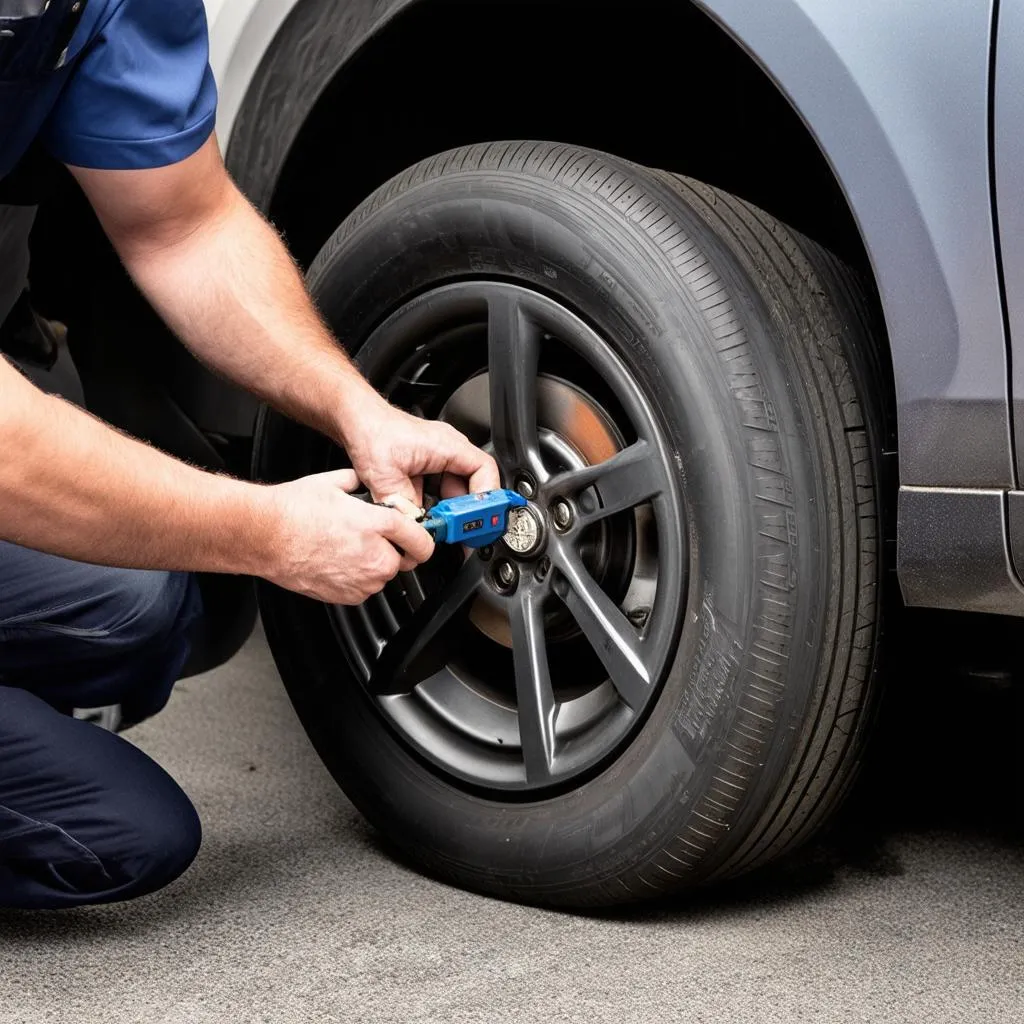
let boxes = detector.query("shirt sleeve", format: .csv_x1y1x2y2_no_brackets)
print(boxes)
40,0,218,170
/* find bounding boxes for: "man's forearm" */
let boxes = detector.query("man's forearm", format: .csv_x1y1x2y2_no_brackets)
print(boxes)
0,357,276,573
115,178,382,445
68,139,499,509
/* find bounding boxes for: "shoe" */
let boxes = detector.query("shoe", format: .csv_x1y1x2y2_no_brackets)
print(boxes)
72,705,123,732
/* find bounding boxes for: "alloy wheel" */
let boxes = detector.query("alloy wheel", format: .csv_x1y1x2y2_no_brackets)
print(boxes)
332,282,687,793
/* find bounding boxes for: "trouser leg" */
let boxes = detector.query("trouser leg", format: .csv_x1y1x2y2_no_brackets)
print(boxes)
0,685,201,909
0,543,205,907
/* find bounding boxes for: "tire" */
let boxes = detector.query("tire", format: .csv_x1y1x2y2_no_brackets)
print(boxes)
254,142,884,906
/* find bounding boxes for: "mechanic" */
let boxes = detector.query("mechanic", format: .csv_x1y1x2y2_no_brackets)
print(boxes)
0,0,499,910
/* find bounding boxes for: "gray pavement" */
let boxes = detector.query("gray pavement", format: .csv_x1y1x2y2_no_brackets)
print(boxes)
1,623,1022,1024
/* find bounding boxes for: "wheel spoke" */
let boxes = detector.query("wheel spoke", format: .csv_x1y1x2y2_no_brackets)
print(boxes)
488,291,543,472
548,440,667,527
552,544,653,710
509,588,557,783
369,555,486,695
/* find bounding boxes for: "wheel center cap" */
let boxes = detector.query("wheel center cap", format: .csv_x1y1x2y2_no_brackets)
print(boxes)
503,504,543,556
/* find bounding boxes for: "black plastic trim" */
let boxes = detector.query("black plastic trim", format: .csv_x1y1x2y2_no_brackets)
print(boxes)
899,485,1024,615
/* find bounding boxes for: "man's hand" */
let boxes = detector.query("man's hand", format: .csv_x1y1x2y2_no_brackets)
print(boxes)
341,395,501,506
265,469,434,603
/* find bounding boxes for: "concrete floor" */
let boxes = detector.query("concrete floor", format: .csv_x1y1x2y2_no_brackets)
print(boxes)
1,621,1022,1024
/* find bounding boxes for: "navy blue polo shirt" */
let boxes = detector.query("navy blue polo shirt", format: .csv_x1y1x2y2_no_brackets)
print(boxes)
0,0,217,182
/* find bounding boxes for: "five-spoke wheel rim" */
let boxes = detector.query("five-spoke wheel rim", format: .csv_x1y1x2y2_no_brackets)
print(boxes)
331,282,687,793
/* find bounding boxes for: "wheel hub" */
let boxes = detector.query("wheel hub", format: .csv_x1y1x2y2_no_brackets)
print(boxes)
442,374,636,650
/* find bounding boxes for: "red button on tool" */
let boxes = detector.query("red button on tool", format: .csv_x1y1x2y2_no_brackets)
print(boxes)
491,514,500,526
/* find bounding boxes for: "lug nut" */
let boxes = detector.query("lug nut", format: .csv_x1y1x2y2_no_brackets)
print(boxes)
551,498,574,531
495,560,518,589
515,475,536,499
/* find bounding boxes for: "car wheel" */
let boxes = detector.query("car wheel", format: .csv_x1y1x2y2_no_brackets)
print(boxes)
254,142,884,906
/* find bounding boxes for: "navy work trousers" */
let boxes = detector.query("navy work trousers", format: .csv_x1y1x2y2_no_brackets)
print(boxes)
0,541,203,909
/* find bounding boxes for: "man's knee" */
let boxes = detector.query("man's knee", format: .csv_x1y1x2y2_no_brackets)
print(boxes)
0,688,201,910
114,786,202,899
76,775,202,905
0,757,201,908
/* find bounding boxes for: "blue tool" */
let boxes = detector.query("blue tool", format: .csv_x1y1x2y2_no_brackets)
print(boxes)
419,489,528,547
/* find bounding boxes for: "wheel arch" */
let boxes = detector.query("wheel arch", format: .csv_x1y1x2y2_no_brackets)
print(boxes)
219,0,1008,494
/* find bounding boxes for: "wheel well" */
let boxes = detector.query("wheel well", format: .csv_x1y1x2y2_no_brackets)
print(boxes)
269,0,867,274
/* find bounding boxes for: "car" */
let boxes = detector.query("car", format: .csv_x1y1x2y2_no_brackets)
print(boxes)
24,0,1024,907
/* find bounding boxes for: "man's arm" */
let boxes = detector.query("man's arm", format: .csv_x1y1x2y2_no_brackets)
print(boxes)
69,136,374,450
68,137,500,504
0,355,432,602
